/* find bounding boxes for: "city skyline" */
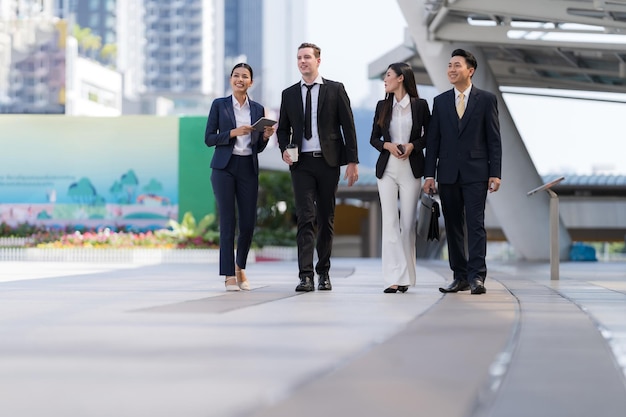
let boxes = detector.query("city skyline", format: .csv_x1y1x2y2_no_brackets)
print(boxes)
2,0,625,175
307,0,626,176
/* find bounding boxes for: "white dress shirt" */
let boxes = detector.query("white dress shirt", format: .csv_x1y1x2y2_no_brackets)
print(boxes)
389,94,412,145
300,74,324,152
232,95,252,156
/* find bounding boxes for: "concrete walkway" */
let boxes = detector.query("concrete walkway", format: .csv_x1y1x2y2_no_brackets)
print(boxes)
0,259,625,416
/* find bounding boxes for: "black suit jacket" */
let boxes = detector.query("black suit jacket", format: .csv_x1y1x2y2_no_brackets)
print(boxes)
424,86,501,184
369,97,431,179
277,79,358,167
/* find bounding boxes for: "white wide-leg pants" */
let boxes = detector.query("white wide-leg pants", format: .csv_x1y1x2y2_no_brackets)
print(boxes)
376,157,421,288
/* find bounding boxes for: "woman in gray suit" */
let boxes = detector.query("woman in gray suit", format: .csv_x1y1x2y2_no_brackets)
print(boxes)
204,63,275,291
370,63,430,293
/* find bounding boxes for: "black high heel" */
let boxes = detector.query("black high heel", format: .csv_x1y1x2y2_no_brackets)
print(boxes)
398,286,409,293
384,286,399,293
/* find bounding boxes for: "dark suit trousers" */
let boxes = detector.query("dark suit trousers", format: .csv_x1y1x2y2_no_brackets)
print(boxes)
211,155,258,276
438,180,488,282
290,154,340,279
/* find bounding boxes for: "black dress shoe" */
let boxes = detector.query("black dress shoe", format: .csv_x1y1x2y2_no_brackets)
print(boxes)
439,278,470,293
318,274,332,291
295,277,314,292
384,286,398,293
469,278,486,294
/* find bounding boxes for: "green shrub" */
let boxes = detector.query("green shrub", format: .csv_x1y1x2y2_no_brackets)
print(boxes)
254,171,297,247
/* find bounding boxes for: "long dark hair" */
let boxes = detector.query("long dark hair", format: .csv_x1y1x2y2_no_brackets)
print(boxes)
231,62,254,80
377,62,419,128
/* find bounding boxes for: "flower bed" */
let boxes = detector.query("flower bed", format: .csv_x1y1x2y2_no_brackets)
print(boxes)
0,213,297,264
32,230,181,249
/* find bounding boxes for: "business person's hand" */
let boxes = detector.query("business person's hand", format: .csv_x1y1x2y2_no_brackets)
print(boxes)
282,149,294,166
488,177,501,193
383,142,407,159
263,126,275,140
398,143,413,160
344,163,359,187
423,178,437,194
230,125,254,138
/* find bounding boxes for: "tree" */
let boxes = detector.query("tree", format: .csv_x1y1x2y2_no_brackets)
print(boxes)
100,43,117,67
143,178,163,194
120,170,139,203
72,24,102,60
109,180,124,204
68,177,98,205
84,34,102,60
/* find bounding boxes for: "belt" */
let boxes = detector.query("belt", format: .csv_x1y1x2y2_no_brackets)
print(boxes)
301,151,323,158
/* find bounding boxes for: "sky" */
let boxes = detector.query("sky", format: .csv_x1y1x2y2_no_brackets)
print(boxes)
307,0,626,176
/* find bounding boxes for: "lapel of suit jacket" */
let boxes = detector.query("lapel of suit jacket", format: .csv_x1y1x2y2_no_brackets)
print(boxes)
296,83,306,121
225,96,237,129
410,97,419,139
443,89,458,134
317,79,327,115
249,102,264,146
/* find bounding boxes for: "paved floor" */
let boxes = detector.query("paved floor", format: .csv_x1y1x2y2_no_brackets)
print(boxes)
0,259,625,417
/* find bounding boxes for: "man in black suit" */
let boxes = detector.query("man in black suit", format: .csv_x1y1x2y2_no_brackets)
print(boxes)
277,42,359,292
423,49,502,295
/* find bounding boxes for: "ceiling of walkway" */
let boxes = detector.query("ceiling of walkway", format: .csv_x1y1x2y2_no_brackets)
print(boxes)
371,0,626,95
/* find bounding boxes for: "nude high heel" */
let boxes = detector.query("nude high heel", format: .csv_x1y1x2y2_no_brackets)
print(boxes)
225,276,240,291
235,267,250,291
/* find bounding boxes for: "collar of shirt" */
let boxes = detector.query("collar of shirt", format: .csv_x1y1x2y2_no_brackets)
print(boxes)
455,84,472,102
393,94,410,109
231,94,250,110
301,75,324,87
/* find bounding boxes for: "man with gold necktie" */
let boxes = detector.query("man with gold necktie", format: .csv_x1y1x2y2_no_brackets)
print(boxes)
423,49,502,295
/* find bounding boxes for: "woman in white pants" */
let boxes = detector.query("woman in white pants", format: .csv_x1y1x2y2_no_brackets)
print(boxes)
369,63,431,293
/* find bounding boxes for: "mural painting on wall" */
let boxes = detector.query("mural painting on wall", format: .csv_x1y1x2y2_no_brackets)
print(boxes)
0,116,179,230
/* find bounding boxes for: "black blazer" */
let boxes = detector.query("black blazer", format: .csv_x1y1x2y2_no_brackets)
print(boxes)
424,86,502,184
276,79,359,167
369,97,431,179
204,96,268,174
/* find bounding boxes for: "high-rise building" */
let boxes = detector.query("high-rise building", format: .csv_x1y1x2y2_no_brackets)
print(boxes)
54,0,77,19
75,0,116,46
223,0,262,101
117,0,224,115
261,0,306,110
221,0,307,110
2,0,305,115
0,0,66,114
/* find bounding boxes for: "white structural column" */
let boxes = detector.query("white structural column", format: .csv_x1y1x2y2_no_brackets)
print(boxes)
397,0,571,260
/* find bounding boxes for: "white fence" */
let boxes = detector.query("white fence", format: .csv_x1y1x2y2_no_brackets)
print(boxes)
0,246,298,264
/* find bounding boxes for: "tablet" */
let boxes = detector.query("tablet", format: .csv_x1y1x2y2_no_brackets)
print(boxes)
251,117,277,131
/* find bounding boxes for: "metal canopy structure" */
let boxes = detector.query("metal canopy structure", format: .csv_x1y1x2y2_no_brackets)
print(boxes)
370,0,626,95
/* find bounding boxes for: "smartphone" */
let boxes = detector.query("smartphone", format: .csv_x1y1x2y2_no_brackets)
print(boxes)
397,144,405,155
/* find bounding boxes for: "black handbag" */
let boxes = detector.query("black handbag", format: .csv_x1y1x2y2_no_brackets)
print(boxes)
417,192,441,241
